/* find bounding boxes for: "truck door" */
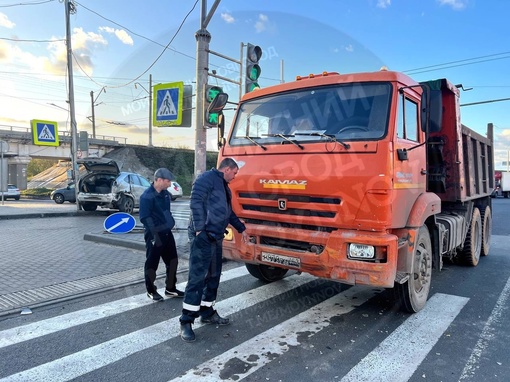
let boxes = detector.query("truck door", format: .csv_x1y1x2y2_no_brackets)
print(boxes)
392,94,426,226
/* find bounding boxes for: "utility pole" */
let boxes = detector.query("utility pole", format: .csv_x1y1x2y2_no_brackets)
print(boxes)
134,75,153,146
64,0,80,210
194,0,221,177
90,87,106,139
90,91,96,139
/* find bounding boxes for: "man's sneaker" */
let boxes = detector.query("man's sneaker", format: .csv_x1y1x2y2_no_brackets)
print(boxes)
180,322,196,342
200,311,230,325
147,291,163,302
165,288,184,298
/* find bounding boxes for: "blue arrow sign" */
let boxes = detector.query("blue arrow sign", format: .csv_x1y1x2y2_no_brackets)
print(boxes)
103,212,136,234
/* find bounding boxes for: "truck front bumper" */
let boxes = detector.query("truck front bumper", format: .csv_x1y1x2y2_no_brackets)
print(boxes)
222,225,399,288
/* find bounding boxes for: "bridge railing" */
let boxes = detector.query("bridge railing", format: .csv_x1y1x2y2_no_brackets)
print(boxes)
0,124,127,146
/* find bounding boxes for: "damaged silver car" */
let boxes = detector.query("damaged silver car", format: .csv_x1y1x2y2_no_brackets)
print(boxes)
76,158,150,214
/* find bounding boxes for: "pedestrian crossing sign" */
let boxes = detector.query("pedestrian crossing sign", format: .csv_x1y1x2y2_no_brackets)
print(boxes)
31,119,59,146
153,81,183,127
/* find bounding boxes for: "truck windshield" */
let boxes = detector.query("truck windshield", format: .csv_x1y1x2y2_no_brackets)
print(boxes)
230,82,392,147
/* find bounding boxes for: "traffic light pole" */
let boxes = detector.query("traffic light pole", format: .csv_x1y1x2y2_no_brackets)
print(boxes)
194,0,221,177
195,27,210,177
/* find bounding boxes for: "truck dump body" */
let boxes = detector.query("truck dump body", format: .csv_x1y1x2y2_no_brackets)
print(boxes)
422,78,494,202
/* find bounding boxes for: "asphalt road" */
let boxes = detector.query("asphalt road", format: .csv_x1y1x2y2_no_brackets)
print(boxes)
0,197,509,381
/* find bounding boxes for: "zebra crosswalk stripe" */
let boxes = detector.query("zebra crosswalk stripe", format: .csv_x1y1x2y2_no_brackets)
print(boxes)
0,266,249,348
340,293,469,382
0,273,316,382
169,286,380,381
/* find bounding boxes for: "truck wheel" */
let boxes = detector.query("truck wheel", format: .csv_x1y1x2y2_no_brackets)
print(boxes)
395,225,432,313
82,203,97,212
481,206,491,257
245,263,288,282
460,207,482,266
118,196,134,214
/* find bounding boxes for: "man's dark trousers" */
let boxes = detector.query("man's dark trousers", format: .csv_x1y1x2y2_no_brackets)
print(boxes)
144,231,178,293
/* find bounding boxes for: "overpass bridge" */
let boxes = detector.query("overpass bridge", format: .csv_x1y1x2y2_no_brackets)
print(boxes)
0,125,128,190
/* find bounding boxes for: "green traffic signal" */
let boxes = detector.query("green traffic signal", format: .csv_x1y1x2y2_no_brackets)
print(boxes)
207,112,219,125
248,64,261,81
207,86,222,102
204,85,226,127
245,43,262,94
246,82,260,92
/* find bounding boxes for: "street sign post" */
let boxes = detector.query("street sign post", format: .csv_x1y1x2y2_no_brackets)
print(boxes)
0,140,8,205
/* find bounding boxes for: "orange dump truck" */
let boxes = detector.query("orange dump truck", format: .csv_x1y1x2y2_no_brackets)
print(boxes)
218,69,494,312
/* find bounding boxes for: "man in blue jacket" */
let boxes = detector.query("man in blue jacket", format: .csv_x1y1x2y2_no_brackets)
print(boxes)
139,168,184,302
179,158,249,342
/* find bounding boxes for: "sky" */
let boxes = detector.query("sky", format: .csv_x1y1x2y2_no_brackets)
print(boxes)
1,0,510,165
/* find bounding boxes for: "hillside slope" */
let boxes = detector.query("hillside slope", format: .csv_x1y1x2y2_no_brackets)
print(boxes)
28,146,218,196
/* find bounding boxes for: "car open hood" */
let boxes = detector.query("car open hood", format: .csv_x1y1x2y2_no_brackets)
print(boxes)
77,158,120,175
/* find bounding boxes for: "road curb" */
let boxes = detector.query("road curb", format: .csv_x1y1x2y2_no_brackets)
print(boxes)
84,232,147,251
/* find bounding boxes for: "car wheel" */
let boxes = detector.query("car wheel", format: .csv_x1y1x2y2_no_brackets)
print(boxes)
14,197,20,200
118,196,134,214
53,194,65,204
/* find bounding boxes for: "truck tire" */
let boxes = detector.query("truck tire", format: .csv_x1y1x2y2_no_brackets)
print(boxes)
460,207,482,266
395,225,432,313
118,195,134,214
481,206,491,257
245,263,288,282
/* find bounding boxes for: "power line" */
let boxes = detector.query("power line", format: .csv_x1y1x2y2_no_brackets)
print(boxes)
74,1,196,62
404,52,510,75
71,0,199,89
0,37,65,43
0,0,54,7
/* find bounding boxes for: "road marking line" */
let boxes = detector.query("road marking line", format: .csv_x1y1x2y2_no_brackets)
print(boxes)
0,273,317,382
458,274,510,381
340,293,469,382
168,286,380,381
0,266,249,348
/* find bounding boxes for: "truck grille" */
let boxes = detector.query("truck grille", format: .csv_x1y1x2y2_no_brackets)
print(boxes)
239,192,340,233
239,192,340,205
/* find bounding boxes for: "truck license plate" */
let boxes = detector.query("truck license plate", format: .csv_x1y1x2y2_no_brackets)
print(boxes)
261,252,301,268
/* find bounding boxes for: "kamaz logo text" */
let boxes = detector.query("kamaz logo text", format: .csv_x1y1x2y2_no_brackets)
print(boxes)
259,179,307,189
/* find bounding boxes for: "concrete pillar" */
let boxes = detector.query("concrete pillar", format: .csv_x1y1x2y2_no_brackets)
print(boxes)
8,156,31,190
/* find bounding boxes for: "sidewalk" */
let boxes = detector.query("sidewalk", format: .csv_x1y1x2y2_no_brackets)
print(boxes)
0,200,191,317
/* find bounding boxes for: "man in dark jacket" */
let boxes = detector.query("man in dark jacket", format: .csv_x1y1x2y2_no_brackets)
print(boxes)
179,158,249,342
139,168,184,302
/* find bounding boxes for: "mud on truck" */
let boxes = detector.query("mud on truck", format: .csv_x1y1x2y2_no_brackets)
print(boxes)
216,69,494,313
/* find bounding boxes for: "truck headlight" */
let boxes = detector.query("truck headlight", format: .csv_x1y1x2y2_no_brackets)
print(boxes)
348,243,375,259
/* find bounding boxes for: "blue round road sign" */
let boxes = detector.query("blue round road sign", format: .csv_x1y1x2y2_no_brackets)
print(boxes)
103,212,136,234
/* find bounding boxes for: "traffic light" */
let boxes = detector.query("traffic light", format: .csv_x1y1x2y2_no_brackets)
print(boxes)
245,43,262,94
204,85,223,127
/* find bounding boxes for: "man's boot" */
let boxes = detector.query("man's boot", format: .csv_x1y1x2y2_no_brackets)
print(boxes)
180,322,195,342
